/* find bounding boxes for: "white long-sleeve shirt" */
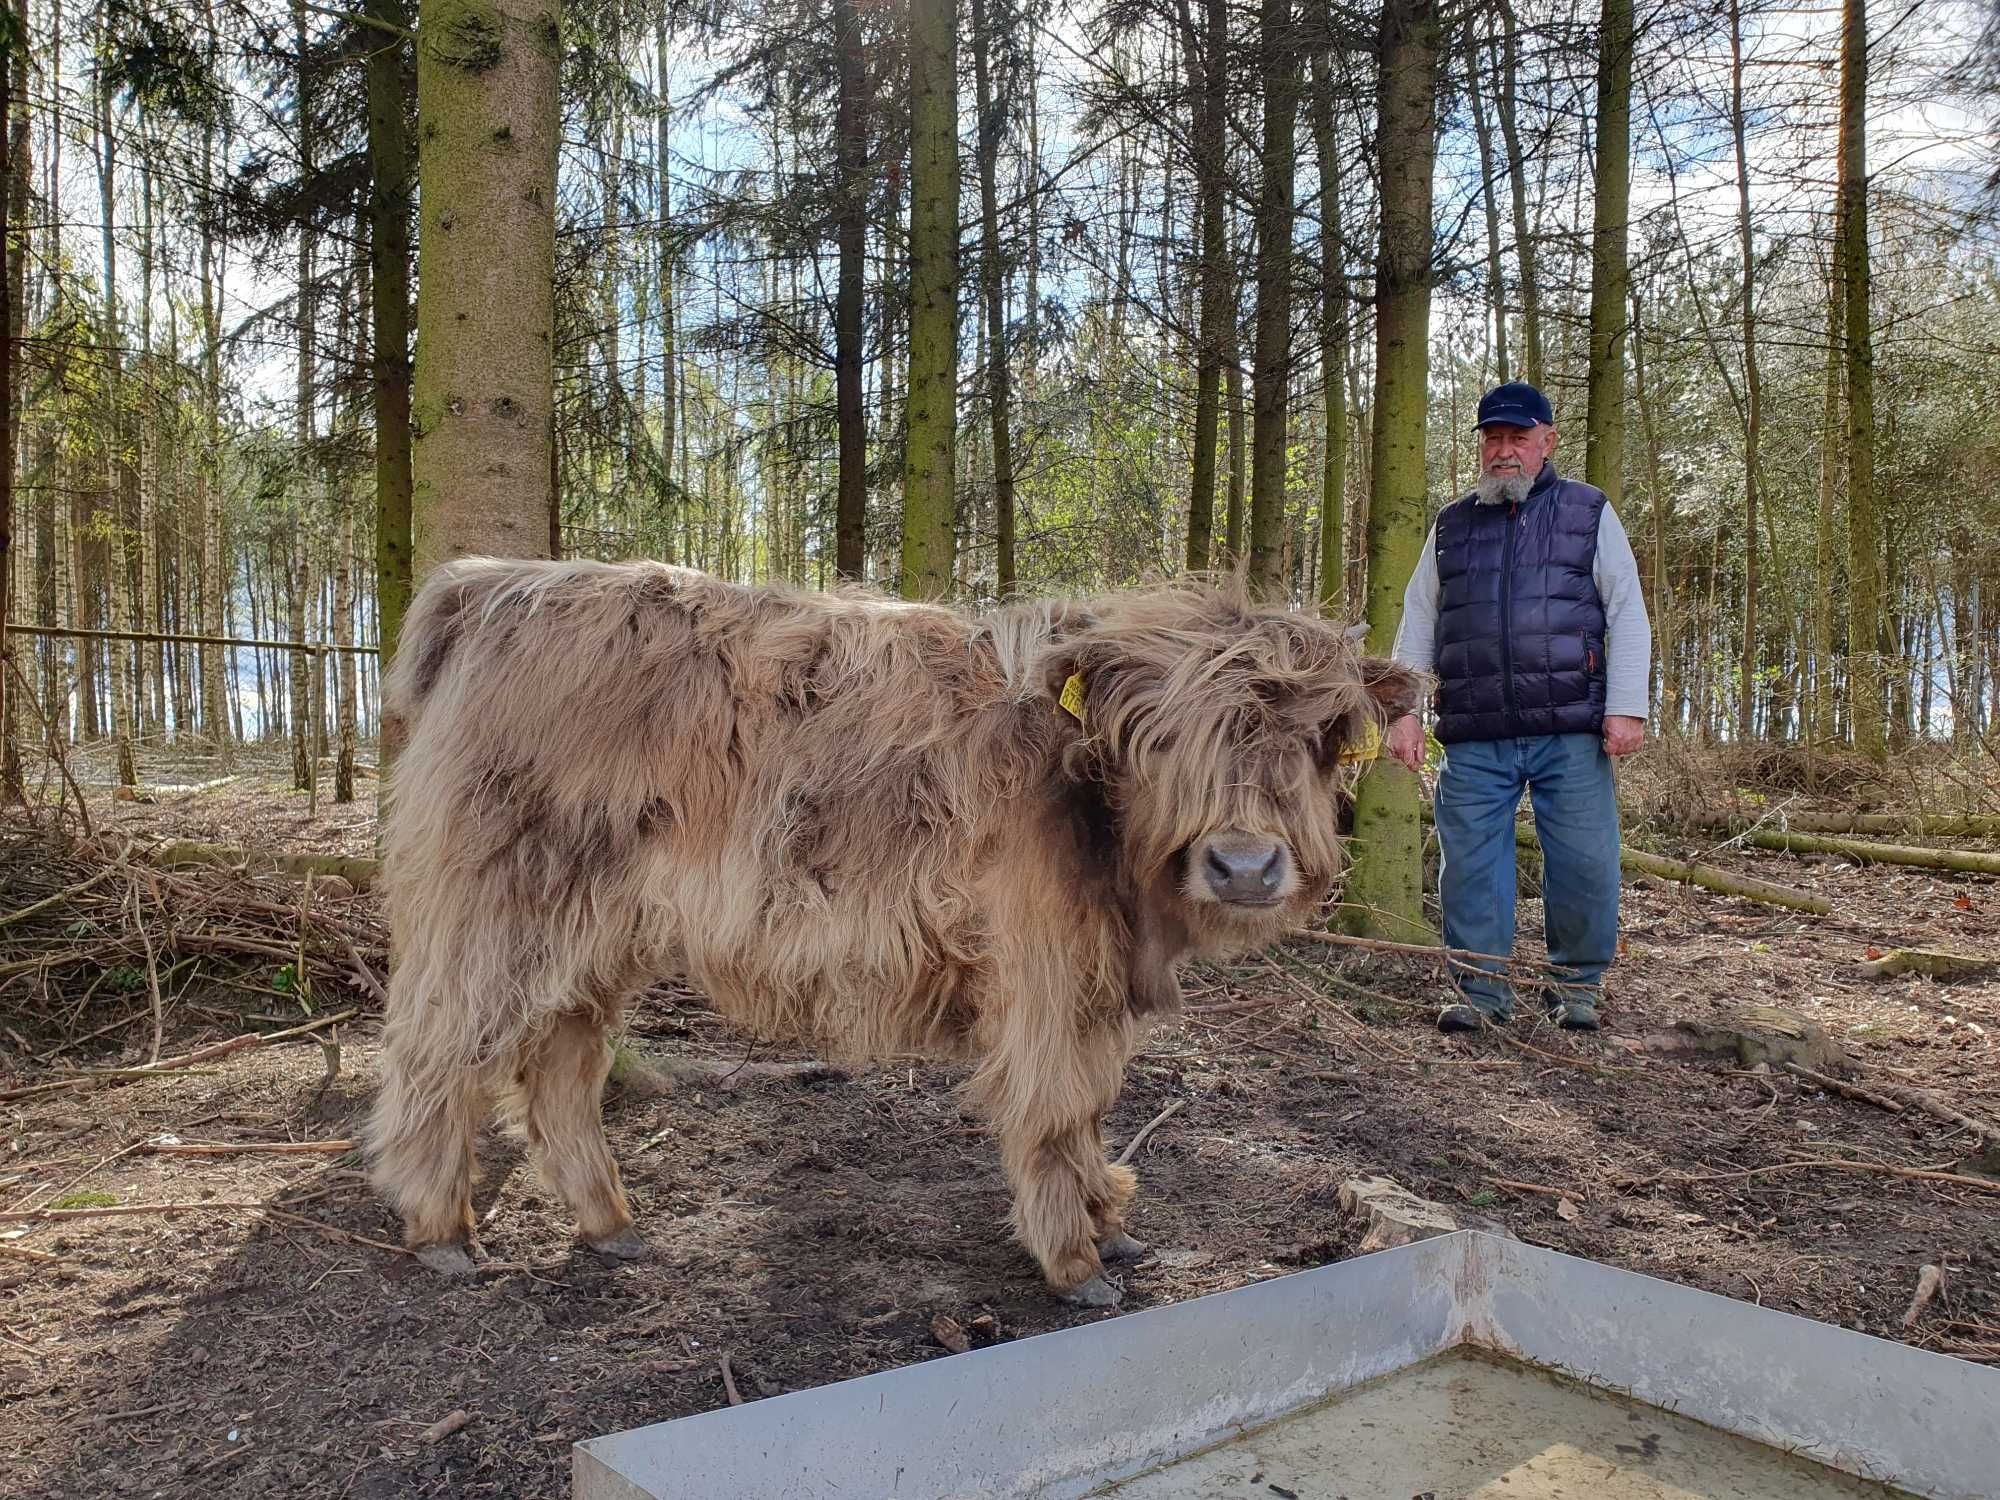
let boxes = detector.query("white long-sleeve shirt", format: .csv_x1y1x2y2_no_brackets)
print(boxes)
1392,499,1652,722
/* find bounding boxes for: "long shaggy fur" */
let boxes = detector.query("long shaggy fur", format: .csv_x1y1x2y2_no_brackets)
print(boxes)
368,559,1415,1293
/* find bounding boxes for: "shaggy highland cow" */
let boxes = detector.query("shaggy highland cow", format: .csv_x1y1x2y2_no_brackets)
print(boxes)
368,560,1416,1305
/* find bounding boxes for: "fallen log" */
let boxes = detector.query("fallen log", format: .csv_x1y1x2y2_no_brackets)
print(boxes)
1417,808,1829,913
1511,826,1831,915
148,841,382,891
1859,948,1993,981
0,1009,355,1102
1728,829,2000,877
1693,812,2000,840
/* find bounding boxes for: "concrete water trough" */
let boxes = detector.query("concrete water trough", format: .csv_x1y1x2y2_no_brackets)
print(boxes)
574,1230,1998,1500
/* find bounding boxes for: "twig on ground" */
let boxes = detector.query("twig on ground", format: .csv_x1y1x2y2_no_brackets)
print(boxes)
1866,1082,2000,1146
1620,1159,2000,1196
1782,1062,1904,1113
420,1410,473,1444
18,1195,416,1257
1499,1033,1631,1075
296,873,313,1015
1488,1177,1569,1198
7,654,93,834
29,1198,279,1220
0,945,121,982
0,1007,358,1102
1268,953,1424,1063
195,1441,252,1474
6,1138,151,1216
719,1351,744,1406
140,1139,355,1156
0,1241,58,1263
1902,1263,1946,1329
129,874,165,1065
1289,926,1537,981
1404,1058,1520,1068
0,868,119,931
344,940,387,1004
1114,1100,1185,1167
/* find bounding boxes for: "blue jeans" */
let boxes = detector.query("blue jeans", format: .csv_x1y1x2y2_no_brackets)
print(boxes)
1434,733,1621,1018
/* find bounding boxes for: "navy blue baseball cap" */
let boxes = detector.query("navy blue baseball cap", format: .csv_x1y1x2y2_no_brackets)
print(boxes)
1475,381,1554,430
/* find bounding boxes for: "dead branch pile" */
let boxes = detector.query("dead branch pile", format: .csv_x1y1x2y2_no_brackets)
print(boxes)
1710,742,1895,799
0,825,387,1065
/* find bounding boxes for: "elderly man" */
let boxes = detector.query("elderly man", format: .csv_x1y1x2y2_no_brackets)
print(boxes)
1386,381,1650,1033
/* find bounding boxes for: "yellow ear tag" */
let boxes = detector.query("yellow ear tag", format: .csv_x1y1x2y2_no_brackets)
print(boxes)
1058,673,1087,725
1337,719,1382,765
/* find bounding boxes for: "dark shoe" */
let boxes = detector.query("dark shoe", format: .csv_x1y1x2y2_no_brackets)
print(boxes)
1438,1001,1509,1034
1545,999,1601,1031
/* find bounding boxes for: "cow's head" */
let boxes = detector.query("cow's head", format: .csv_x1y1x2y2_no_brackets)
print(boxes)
1040,586,1421,1009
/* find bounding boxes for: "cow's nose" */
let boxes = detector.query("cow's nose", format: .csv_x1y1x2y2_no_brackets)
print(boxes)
1203,839,1288,904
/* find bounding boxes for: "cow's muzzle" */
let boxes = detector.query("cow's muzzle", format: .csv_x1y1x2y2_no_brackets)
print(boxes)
1196,831,1292,906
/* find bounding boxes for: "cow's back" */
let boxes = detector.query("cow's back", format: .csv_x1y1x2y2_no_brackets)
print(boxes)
382,559,1076,1058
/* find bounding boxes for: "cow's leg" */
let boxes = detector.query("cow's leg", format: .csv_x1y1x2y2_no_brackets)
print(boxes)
519,1010,645,1259
369,1038,486,1274
999,1116,1148,1306
979,1021,1137,1308
1091,1136,1148,1264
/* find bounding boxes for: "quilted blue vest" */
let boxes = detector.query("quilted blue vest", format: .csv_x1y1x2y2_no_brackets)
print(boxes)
1432,463,1608,745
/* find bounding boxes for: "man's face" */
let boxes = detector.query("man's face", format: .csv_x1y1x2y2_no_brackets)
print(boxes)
1479,422,1558,480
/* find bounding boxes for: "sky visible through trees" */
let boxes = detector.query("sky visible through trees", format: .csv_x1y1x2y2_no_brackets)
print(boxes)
2,0,1996,769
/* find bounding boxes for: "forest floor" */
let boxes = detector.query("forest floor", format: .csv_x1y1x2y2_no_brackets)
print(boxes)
1,739,1997,1499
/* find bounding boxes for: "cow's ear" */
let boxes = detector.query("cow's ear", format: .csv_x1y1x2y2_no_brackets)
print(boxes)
1362,656,1425,719
1041,642,1100,732
1318,658,1427,770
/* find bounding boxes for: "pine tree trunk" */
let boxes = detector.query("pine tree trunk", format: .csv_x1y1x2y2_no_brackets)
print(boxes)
0,0,16,801
197,0,231,766
411,0,562,575
1223,224,1249,565
900,0,958,601
335,491,357,802
1247,0,1299,595
135,146,163,739
288,543,311,790
970,0,1016,598
1109,128,1134,354
1727,0,1763,742
1022,27,1041,411
1839,0,1882,761
1309,40,1348,616
1464,13,1508,382
654,17,678,565
596,9,624,512
1628,285,1673,733
1813,235,1843,743
291,0,316,792
1341,0,1439,944
1583,0,1631,505
1179,0,1226,573
833,0,867,581
94,33,136,785
1495,0,1541,387
368,0,414,682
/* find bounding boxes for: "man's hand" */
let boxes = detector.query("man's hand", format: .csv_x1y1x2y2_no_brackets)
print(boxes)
1602,714,1645,757
1387,714,1426,772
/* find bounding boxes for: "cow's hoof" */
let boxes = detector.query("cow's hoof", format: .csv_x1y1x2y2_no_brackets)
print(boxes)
1099,1230,1150,1264
1057,1273,1123,1309
589,1226,650,1261
415,1242,476,1276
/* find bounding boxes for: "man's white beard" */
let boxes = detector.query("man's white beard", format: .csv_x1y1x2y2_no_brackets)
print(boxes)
1474,470,1534,506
